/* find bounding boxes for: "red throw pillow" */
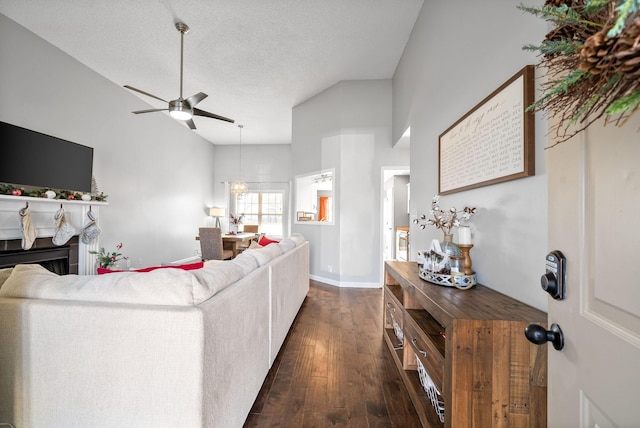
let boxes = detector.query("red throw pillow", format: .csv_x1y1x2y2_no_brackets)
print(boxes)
97,267,123,274
97,261,204,275
258,236,280,246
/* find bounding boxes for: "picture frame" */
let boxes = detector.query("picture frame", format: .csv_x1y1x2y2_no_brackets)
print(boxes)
438,65,535,195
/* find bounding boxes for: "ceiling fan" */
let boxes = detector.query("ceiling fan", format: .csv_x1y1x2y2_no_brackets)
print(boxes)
124,21,234,129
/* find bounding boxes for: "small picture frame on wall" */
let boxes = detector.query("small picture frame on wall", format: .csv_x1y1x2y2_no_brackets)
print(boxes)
438,65,535,195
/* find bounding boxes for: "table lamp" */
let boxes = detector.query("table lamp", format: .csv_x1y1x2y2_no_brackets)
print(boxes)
208,207,225,228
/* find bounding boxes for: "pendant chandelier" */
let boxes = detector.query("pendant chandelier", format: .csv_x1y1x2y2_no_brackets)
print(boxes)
230,124,248,198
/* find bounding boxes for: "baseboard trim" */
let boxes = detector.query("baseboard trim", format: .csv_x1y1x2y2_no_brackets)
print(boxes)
309,274,381,289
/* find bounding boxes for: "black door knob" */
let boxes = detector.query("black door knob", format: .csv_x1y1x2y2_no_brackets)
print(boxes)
540,272,557,295
524,323,564,350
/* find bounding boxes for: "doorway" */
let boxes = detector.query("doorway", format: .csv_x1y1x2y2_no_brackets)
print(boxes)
381,168,410,263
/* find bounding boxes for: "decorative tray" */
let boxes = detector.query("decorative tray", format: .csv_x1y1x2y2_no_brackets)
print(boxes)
419,267,476,290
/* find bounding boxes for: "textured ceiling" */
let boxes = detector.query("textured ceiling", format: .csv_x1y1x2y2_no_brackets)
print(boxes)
0,0,423,145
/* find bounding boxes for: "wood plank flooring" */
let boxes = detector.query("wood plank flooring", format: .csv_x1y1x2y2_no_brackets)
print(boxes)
244,280,422,427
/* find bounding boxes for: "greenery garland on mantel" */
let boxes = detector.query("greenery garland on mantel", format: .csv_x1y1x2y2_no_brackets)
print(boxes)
519,0,640,146
0,183,108,202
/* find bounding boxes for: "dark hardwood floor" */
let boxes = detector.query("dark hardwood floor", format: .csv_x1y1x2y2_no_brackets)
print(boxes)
244,280,422,427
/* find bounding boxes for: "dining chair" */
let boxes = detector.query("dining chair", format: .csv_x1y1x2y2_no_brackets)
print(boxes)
243,224,259,234
199,227,233,260
239,224,259,252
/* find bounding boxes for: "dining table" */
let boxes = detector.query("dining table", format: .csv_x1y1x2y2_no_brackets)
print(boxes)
221,232,256,258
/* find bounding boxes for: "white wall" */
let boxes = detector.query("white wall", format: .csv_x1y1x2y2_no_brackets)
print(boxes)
292,80,410,286
212,143,293,233
0,14,220,267
392,1,549,310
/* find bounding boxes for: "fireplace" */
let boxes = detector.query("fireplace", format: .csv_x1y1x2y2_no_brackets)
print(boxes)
0,236,79,274
0,195,105,275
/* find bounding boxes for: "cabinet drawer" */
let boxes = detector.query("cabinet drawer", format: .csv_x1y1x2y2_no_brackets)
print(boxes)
404,318,444,392
384,290,404,346
384,289,403,326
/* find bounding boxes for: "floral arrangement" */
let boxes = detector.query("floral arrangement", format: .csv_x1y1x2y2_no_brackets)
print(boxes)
519,0,640,146
229,213,244,225
90,242,128,268
413,195,476,235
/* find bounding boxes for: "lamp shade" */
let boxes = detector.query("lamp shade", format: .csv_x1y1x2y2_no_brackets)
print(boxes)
208,207,225,217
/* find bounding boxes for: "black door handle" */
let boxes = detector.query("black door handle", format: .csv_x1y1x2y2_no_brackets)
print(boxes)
524,323,564,350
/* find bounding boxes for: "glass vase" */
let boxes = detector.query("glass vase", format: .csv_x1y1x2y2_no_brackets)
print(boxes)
95,260,114,273
441,233,462,256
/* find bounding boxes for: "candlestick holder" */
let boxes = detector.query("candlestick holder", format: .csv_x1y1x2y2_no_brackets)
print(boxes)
458,244,474,276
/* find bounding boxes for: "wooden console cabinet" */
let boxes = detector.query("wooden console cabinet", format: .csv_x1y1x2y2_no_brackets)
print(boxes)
383,261,547,427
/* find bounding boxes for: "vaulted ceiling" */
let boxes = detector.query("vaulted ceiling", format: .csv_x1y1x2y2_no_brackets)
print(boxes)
1,1,423,145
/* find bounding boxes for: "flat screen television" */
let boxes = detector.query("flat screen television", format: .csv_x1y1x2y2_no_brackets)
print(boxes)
0,121,94,193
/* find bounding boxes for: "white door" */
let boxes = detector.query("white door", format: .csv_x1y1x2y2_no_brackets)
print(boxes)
547,115,640,426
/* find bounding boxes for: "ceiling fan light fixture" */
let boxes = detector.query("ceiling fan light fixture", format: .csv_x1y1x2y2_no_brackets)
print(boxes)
125,21,234,127
169,109,193,121
169,99,193,121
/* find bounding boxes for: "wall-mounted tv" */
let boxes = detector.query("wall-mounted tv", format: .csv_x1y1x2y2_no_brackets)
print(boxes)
0,121,94,193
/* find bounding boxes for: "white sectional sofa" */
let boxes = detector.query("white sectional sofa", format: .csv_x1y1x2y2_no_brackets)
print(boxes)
0,235,309,428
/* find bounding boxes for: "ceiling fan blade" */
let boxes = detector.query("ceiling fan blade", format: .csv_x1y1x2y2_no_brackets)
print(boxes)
185,92,208,108
132,108,168,114
185,119,197,130
193,108,235,123
124,85,168,103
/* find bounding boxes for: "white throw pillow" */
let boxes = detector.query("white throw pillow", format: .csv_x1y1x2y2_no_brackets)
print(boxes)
243,244,283,266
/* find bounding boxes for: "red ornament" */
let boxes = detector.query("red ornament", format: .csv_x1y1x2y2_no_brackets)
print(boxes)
11,189,22,196
67,194,75,200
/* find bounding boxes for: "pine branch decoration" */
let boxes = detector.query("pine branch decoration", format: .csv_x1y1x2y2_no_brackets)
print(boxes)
519,0,640,146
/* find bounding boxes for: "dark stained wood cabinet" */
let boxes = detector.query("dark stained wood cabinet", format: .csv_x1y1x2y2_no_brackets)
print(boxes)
383,261,547,427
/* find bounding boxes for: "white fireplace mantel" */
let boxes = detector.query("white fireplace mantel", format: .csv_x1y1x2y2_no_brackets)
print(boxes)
0,194,108,274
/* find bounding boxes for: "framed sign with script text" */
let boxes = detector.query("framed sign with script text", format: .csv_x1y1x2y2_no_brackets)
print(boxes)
438,65,535,195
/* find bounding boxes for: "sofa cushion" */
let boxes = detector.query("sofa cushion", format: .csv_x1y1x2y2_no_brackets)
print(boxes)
0,268,12,289
230,252,259,275
0,263,235,306
243,244,283,266
190,262,246,301
277,238,296,253
289,233,306,246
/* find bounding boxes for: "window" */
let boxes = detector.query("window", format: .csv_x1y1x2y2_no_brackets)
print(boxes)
236,191,284,236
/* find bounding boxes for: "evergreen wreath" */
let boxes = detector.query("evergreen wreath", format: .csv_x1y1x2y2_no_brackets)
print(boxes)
519,0,640,146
